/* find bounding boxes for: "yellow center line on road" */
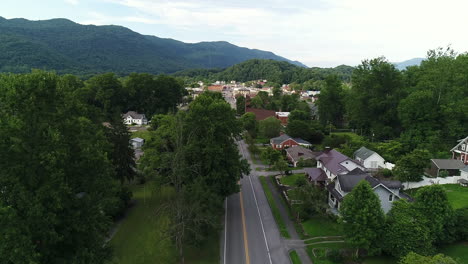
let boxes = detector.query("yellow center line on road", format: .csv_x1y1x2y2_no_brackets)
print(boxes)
239,190,250,264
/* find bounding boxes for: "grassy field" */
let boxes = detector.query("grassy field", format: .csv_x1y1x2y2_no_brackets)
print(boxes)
109,182,219,264
302,216,343,237
280,174,305,186
259,176,290,238
440,241,468,263
407,184,468,209
289,250,302,264
130,129,152,141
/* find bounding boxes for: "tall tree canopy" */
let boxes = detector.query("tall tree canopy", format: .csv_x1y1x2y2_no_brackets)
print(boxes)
317,74,345,127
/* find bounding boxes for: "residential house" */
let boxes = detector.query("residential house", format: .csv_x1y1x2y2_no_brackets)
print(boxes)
130,137,144,149
461,166,468,178
246,107,276,121
275,112,290,125
270,134,311,150
305,167,327,186
426,159,465,177
285,146,319,167
123,111,148,125
451,136,468,164
327,168,404,213
316,148,364,181
354,146,390,170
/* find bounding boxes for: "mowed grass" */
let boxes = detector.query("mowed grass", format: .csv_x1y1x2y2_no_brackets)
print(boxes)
302,216,343,237
109,183,220,264
289,250,302,264
280,174,305,186
259,176,290,238
407,184,468,209
440,241,468,263
109,183,175,264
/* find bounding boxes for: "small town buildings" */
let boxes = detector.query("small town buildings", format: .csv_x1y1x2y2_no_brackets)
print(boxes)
285,146,318,167
426,159,465,177
354,146,387,170
123,111,148,125
130,137,144,149
451,136,468,164
327,168,403,213
316,148,364,181
207,85,224,92
270,134,311,150
305,168,327,186
275,112,290,125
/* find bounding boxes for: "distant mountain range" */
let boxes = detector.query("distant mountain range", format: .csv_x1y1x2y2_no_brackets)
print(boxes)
0,17,306,75
393,58,424,70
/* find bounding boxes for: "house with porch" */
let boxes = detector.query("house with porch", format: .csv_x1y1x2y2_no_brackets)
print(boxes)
123,111,148,125
451,136,468,165
305,167,327,187
326,168,404,214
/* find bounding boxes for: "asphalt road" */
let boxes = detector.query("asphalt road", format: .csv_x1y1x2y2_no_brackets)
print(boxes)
222,140,290,264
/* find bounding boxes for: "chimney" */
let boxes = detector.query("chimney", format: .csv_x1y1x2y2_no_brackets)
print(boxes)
324,146,331,153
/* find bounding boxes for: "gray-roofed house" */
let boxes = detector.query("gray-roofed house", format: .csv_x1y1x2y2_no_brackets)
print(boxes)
123,111,148,125
426,159,465,177
130,137,144,149
270,134,311,150
327,168,404,213
285,146,319,167
354,146,387,170
316,148,364,181
451,136,468,165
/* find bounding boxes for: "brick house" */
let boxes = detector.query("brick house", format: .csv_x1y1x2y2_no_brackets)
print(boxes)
451,136,468,165
270,134,311,150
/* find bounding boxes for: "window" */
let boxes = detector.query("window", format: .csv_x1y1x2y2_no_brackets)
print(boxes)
462,144,466,151
389,194,393,202
371,161,377,168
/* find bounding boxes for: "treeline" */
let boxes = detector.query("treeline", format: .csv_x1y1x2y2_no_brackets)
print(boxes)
0,71,185,263
175,59,354,87
139,92,249,261
318,47,468,154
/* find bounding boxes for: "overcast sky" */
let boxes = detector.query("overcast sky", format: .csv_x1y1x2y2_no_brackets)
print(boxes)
1,0,467,67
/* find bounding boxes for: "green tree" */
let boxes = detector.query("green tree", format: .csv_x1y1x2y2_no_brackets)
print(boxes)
236,96,246,115
317,75,344,126
340,180,385,256
295,184,327,219
289,109,311,122
383,200,433,257
273,159,289,176
258,117,281,138
394,149,430,183
399,252,458,264
346,57,403,139
260,148,282,167
286,120,312,141
240,112,257,138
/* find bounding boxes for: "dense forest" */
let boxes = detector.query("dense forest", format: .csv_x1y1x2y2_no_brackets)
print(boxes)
0,71,187,263
175,59,354,87
0,16,304,76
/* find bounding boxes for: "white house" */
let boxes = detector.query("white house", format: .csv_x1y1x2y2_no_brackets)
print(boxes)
354,146,392,170
123,111,148,125
327,168,405,214
316,148,364,181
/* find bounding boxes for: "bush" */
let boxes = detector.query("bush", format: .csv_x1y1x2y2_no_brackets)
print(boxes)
295,177,307,187
297,158,317,167
326,249,343,262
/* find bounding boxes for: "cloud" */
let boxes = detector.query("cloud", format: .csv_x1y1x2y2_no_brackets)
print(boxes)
96,0,468,66
65,0,79,5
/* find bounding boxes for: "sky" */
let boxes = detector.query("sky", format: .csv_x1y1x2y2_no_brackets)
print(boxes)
1,0,467,67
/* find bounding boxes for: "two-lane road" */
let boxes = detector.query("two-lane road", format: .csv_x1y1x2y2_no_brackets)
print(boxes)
223,140,290,264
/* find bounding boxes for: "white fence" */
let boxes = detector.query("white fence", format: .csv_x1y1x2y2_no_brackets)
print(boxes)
403,175,468,190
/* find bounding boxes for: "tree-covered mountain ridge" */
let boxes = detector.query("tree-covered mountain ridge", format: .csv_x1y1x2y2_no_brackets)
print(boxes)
0,16,306,75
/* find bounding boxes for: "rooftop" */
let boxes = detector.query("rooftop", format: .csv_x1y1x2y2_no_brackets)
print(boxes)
354,146,376,160
431,159,465,170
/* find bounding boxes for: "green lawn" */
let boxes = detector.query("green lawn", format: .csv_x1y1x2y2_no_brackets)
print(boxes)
362,256,397,264
407,184,468,209
259,176,290,238
280,174,306,186
254,137,270,144
330,132,363,141
109,183,176,264
440,241,468,263
130,130,152,141
302,216,343,237
289,250,302,264
109,182,219,264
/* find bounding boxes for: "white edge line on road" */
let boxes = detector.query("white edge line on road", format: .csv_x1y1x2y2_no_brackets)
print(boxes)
238,140,273,264
224,198,227,264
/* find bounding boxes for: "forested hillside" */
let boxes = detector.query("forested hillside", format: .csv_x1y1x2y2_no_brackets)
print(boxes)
175,59,354,86
0,16,305,75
